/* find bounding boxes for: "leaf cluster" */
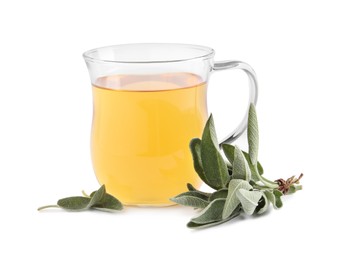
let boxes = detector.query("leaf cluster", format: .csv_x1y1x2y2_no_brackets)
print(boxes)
38,185,123,212
171,104,302,229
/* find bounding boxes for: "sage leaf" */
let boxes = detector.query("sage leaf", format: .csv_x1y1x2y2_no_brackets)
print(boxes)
201,115,229,189
93,193,123,211
248,103,259,165
170,191,209,209
57,196,91,211
189,138,210,187
186,183,211,197
264,190,283,209
273,190,283,208
232,146,251,181
88,185,106,208
256,193,269,215
190,198,225,224
236,189,262,215
209,188,228,201
187,183,196,191
39,185,124,213
222,179,252,219
287,185,302,195
187,206,241,229
222,143,235,164
222,144,263,181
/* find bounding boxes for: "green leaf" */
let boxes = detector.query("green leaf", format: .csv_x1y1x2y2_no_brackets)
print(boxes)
232,146,251,181
39,185,124,213
264,190,283,209
190,198,225,224
189,138,211,187
256,193,269,215
248,104,259,165
88,185,106,208
257,161,264,175
170,191,209,209
187,206,241,229
222,144,263,181
273,190,283,208
57,196,91,211
236,189,262,215
93,193,123,211
222,179,252,219
186,183,211,197
209,188,228,201
222,143,235,164
287,184,302,195
201,115,229,189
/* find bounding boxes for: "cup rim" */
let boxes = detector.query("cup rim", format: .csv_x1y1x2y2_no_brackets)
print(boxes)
83,43,215,64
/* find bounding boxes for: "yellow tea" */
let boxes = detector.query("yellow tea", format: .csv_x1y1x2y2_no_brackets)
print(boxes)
91,73,208,205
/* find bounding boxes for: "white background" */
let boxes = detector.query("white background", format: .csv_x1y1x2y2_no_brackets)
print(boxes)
0,0,339,259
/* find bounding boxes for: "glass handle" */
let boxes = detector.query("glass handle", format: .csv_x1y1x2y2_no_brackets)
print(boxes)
212,60,258,145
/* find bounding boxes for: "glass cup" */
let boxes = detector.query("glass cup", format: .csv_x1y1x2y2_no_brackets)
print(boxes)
83,43,258,206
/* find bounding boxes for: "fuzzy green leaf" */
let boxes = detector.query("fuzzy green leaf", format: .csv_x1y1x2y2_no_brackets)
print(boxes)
287,185,302,195
264,190,283,209
232,146,251,181
248,104,259,165
170,191,209,209
186,183,211,197
190,198,225,224
236,189,262,215
189,138,211,187
201,115,229,189
187,206,241,229
273,190,283,208
256,193,269,215
93,193,123,211
57,197,91,211
222,144,263,180
222,179,252,219
209,188,228,201
88,185,106,208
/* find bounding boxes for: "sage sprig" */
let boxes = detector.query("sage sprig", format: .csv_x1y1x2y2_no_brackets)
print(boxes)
171,103,303,229
38,185,123,212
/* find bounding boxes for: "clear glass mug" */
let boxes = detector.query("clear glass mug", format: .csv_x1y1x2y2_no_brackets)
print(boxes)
83,43,258,206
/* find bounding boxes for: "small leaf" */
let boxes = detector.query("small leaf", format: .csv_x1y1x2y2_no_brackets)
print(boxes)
190,198,225,224
236,189,262,215
93,193,123,211
256,193,269,215
209,188,228,201
257,161,264,175
57,196,91,211
264,190,283,209
248,104,259,165
187,206,241,229
187,183,196,191
287,184,302,195
189,138,210,187
88,185,106,208
201,115,229,189
232,146,251,181
170,191,209,209
222,179,252,219
273,190,283,208
186,183,211,197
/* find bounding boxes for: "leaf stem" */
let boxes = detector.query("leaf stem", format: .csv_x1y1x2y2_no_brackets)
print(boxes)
253,168,278,189
82,190,90,198
37,205,59,211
